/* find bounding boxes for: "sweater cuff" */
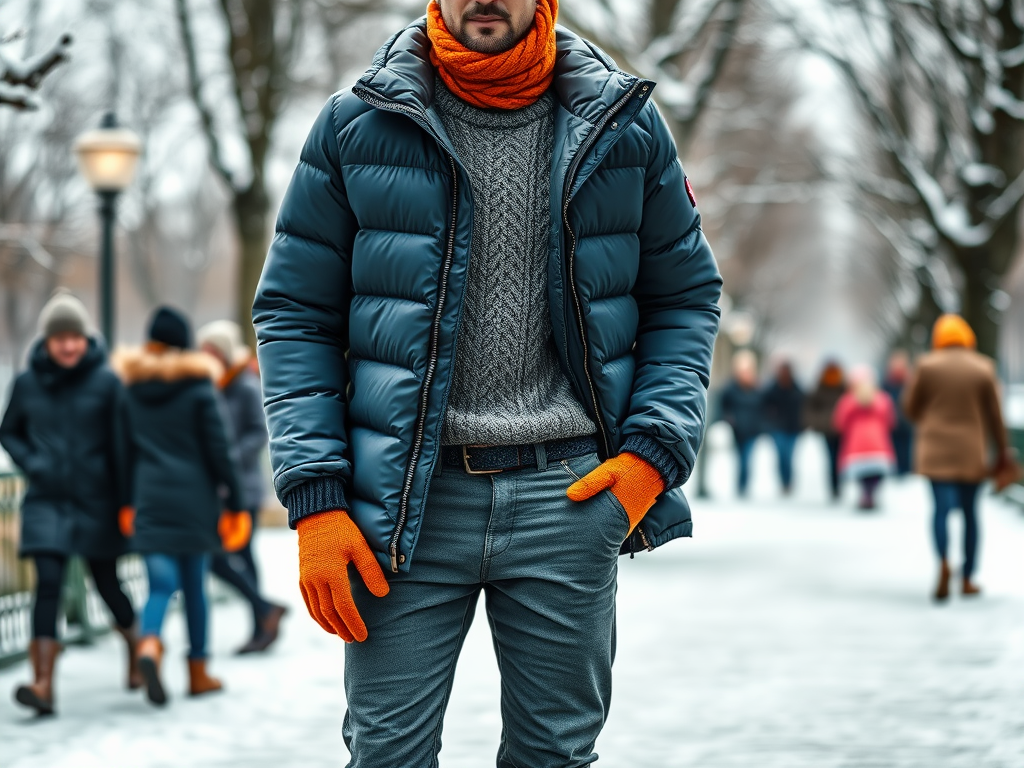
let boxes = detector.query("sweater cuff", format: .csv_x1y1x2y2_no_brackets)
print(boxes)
283,476,349,530
622,434,685,489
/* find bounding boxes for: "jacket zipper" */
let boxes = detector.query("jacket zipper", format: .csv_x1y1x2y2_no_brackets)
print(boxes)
561,81,646,461
354,89,460,573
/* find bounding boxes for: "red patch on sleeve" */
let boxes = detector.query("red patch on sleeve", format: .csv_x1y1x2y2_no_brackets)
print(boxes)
685,177,697,207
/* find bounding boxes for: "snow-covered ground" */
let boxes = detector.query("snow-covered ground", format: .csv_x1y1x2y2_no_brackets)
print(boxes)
3,432,1024,767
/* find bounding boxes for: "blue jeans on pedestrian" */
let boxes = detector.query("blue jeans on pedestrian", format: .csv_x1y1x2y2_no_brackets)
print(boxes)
141,553,210,660
931,481,981,579
343,451,626,768
736,437,756,495
772,431,799,491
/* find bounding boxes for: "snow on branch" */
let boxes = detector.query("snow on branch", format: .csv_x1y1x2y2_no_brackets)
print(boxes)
0,33,72,110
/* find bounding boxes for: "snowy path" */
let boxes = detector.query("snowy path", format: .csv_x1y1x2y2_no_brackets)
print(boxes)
3,433,1024,767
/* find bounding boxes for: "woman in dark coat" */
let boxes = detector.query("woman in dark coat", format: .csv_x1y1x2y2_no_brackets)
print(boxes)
803,361,846,500
0,291,139,716
199,320,286,654
719,350,763,496
762,360,805,495
114,307,248,706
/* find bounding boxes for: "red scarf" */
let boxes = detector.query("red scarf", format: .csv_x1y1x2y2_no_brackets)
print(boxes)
426,0,558,110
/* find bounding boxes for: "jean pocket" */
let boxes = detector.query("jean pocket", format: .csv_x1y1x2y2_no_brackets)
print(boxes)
601,489,632,541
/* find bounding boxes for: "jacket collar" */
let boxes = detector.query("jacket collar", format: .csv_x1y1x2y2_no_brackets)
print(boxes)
111,346,223,386
354,19,650,126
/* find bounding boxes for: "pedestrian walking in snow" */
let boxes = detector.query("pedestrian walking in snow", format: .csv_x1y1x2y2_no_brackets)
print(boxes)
198,320,288,654
903,315,1009,601
762,361,805,495
0,291,141,716
804,360,846,501
252,0,721,763
833,366,896,511
719,350,763,497
113,307,250,706
883,350,914,476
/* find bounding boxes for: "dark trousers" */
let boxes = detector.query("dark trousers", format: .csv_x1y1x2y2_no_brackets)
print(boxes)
892,430,913,476
824,434,841,498
32,554,135,639
210,510,269,635
931,481,981,579
736,437,757,495
772,431,799,491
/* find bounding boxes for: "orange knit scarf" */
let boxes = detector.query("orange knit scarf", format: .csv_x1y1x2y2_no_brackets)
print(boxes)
427,0,558,110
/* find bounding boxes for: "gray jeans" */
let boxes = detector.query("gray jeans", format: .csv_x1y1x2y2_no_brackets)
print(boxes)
344,452,629,767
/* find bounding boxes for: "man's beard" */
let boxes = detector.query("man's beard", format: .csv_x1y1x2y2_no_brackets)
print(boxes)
457,2,523,53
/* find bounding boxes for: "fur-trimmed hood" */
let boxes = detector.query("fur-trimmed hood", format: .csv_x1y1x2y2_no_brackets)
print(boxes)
112,346,224,387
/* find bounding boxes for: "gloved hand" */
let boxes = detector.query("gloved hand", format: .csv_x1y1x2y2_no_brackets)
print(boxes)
118,506,135,537
218,511,253,553
296,510,389,642
566,452,666,535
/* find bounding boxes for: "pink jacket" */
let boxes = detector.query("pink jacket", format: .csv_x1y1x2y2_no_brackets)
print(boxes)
833,392,896,473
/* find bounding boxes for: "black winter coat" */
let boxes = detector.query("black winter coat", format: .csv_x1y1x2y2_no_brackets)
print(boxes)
719,380,763,443
114,347,243,554
762,381,806,434
220,360,268,511
0,339,127,558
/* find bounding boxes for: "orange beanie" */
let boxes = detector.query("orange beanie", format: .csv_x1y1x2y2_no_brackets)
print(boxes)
932,314,977,350
427,0,558,110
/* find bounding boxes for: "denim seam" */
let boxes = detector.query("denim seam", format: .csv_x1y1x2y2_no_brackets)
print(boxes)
489,474,517,560
429,596,477,763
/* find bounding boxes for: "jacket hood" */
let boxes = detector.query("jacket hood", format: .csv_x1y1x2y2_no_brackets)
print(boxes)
354,19,650,124
30,336,106,391
111,346,222,403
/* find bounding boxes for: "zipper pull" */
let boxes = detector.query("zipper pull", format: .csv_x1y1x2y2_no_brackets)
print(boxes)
389,545,400,573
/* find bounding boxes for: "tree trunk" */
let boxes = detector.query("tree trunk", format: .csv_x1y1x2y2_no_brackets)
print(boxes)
955,247,1003,360
233,183,271,349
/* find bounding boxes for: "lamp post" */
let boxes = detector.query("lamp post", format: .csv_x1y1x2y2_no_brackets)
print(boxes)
73,113,141,347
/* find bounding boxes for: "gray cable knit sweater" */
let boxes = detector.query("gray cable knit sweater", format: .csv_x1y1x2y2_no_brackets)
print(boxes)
435,82,596,447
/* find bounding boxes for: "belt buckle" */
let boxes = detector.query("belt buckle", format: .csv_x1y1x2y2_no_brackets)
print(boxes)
463,445,502,475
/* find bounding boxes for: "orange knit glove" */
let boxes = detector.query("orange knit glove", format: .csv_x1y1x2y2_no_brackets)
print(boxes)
296,510,390,642
118,506,135,537
218,511,253,553
566,452,666,535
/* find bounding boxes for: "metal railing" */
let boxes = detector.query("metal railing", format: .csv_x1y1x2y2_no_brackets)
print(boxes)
0,472,146,668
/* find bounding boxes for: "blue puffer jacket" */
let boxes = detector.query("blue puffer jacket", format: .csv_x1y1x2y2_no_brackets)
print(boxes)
253,21,722,573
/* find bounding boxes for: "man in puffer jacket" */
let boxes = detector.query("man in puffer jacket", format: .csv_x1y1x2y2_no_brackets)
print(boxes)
253,1,721,764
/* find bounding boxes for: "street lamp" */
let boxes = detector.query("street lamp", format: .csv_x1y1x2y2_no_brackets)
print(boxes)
74,113,141,347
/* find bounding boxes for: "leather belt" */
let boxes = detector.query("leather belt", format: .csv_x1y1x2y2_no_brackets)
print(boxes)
441,436,599,475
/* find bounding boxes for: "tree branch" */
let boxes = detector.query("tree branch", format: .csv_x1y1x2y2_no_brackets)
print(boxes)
175,0,235,188
0,33,71,89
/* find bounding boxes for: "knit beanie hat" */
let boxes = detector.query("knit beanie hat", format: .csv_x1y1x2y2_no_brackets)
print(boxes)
197,320,243,363
147,306,193,349
38,289,91,338
932,314,977,350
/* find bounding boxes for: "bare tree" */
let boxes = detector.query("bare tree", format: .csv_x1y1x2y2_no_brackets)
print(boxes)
560,0,747,152
784,0,1024,357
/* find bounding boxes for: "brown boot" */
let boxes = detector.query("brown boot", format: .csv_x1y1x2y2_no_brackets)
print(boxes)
14,638,61,715
137,636,167,706
933,559,951,602
188,658,223,696
114,624,144,690
962,576,983,596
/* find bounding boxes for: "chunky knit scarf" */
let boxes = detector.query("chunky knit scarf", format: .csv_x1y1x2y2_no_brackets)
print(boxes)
427,0,558,110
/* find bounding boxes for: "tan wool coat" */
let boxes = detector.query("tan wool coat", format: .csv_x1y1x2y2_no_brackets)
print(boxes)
902,348,1007,482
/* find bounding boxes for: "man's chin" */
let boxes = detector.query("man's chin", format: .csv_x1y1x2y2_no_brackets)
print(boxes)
458,28,518,54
